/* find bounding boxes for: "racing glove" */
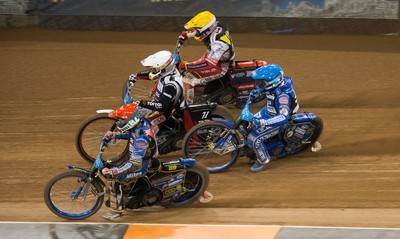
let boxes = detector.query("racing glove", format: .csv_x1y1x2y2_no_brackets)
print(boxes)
178,30,197,43
102,131,114,143
252,118,265,130
101,167,119,176
249,88,260,102
178,31,188,42
128,73,137,89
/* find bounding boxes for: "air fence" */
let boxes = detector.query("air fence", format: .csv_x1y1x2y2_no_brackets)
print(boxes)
1,0,399,34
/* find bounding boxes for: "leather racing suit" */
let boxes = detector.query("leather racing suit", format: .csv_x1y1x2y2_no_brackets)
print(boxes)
135,68,185,134
247,77,300,167
183,22,235,104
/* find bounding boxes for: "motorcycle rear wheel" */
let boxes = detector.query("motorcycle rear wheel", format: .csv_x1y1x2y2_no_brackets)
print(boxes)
75,113,129,164
162,163,210,208
182,121,241,173
294,116,324,153
44,171,104,220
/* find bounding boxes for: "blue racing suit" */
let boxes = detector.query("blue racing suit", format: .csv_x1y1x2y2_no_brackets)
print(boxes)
109,118,157,182
247,76,299,165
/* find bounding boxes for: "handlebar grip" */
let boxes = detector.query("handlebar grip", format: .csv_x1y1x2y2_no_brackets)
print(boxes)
175,40,183,53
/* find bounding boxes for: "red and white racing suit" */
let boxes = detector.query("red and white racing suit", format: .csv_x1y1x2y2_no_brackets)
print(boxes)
183,22,235,104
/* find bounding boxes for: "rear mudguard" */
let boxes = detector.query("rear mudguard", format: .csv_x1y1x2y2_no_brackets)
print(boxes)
161,158,196,171
291,112,317,123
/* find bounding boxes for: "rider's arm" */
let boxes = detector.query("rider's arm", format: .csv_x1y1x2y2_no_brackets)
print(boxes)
109,136,151,177
185,41,229,73
138,83,177,112
127,71,151,91
136,70,151,80
257,93,292,128
113,133,130,139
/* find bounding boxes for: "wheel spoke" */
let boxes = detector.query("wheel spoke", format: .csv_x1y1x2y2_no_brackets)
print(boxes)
184,122,240,172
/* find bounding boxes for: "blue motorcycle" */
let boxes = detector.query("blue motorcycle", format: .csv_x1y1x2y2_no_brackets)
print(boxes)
181,97,323,173
45,120,210,220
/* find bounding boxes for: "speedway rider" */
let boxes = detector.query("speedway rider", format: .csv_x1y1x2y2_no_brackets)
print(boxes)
246,64,300,173
177,10,235,104
100,103,159,220
100,50,184,220
127,50,185,134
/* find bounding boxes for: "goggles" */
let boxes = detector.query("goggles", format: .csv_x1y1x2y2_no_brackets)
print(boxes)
190,27,212,41
256,80,269,88
148,54,176,82
152,54,173,74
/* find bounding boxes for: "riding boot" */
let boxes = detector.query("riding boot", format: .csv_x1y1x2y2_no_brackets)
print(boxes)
103,210,124,221
250,155,271,173
103,182,125,221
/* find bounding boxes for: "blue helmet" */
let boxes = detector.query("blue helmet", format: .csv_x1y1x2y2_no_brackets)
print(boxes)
250,64,284,91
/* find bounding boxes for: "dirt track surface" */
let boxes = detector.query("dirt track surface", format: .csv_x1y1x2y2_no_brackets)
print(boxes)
1,27,400,228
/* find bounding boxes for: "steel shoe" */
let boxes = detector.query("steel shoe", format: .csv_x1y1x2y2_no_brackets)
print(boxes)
103,211,124,221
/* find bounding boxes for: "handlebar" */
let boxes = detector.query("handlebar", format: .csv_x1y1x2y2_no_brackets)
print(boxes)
234,98,254,129
99,122,117,151
175,40,184,55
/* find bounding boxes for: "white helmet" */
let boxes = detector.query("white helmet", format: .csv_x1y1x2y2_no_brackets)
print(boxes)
141,50,178,81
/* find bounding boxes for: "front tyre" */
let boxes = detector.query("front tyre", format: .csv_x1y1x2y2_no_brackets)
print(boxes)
75,113,129,164
44,171,104,220
163,163,210,208
182,121,241,173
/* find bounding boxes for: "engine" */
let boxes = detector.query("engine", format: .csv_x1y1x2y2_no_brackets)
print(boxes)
156,128,183,155
124,188,163,209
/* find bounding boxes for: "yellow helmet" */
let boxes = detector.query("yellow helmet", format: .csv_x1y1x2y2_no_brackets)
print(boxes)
184,11,216,41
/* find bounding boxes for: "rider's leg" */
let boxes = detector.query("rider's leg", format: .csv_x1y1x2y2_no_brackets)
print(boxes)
103,182,124,221
183,74,196,105
247,126,280,173
103,156,151,221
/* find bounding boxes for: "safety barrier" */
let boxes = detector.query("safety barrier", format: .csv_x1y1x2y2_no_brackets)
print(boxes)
2,222,400,239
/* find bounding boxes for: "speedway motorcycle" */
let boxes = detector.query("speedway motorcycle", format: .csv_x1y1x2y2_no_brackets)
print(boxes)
76,79,233,164
122,40,269,108
44,129,210,220
181,94,324,173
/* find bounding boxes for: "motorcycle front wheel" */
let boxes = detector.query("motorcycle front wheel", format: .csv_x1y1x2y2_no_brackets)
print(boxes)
182,121,241,173
162,163,210,208
75,113,129,164
211,105,234,122
44,171,104,220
